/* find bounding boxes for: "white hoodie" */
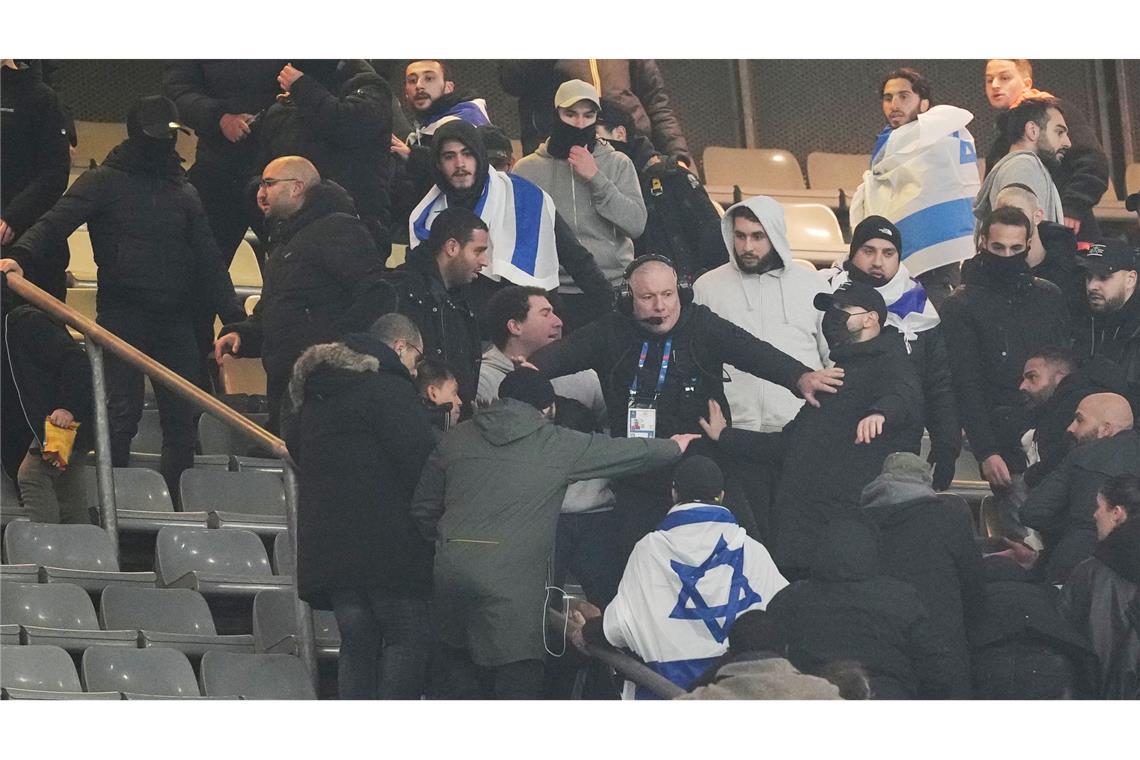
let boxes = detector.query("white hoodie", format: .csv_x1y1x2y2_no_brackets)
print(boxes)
692,196,830,432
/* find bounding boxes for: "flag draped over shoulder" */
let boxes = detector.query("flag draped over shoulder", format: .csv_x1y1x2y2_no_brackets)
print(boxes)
602,502,788,699
830,263,940,350
417,98,491,137
850,105,981,276
409,167,560,290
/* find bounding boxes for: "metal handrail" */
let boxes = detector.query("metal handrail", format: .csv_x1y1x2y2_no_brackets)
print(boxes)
3,272,317,692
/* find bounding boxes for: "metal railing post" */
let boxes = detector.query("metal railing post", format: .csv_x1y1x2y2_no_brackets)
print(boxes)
85,341,119,560
283,465,318,693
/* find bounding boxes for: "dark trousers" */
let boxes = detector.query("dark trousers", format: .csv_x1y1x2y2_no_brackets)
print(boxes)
552,510,623,607
428,644,544,700
98,309,199,495
187,158,256,267
329,589,429,700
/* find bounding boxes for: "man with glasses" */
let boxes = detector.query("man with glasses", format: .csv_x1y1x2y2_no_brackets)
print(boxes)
215,155,396,433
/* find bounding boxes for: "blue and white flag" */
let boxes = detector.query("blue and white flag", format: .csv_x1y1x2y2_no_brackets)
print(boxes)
850,105,981,276
830,263,940,351
409,167,561,290
603,502,788,699
409,98,491,144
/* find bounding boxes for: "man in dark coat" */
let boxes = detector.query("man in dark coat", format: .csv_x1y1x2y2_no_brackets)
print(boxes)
257,60,394,253
1058,474,1140,699
411,368,695,699
1074,239,1140,408
283,313,437,699
765,518,957,699
163,59,284,264
703,281,924,575
531,255,844,552
383,206,488,407
940,206,1070,539
8,96,245,493
0,60,71,300
858,453,986,698
215,156,396,434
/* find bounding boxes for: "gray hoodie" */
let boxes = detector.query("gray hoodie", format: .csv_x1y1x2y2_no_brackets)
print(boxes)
512,138,647,290
974,149,1064,229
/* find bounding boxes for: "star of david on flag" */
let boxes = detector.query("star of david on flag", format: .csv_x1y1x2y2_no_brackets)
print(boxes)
669,535,764,643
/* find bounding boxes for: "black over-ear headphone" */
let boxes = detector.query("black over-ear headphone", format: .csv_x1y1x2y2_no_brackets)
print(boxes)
616,254,693,316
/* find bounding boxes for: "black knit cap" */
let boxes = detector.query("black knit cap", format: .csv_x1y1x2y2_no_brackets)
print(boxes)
672,455,725,503
849,215,903,260
499,368,555,411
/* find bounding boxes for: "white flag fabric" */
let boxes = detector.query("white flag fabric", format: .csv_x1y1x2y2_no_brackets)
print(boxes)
603,502,788,699
409,167,561,290
850,105,981,276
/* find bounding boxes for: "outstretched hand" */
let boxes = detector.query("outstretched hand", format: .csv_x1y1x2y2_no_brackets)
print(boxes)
698,398,727,441
798,367,844,408
670,433,701,454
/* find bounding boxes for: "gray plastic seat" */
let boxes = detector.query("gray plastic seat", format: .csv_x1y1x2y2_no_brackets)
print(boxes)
935,492,979,536
154,526,290,598
0,582,135,651
3,522,156,592
82,644,201,697
231,456,286,474
253,589,340,659
82,466,208,532
198,413,270,457
272,532,294,576
99,585,254,657
199,651,315,699
181,469,288,535
0,644,119,699
0,520,40,585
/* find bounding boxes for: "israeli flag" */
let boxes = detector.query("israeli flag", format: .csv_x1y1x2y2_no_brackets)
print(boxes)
850,105,981,276
603,502,788,699
409,167,560,290
412,98,491,140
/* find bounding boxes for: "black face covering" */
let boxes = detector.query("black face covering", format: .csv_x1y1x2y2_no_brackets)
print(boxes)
547,118,597,159
821,309,857,349
975,250,1030,284
846,265,890,288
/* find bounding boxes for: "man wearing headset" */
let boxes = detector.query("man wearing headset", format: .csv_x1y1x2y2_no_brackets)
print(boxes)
529,254,844,554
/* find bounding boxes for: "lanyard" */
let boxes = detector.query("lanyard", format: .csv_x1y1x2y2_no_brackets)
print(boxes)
630,337,672,396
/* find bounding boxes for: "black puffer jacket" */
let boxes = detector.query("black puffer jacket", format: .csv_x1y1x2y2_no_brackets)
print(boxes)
940,256,1070,469
258,60,393,244
11,138,244,321
220,181,395,408
0,63,70,300
382,243,481,404
284,333,438,609
1022,429,1140,585
1032,221,1087,324
1075,289,1140,407
1058,517,1140,699
163,59,284,169
766,519,957,699
908,323,961,468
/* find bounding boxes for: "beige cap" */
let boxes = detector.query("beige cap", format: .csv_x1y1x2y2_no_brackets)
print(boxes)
554,79,601,109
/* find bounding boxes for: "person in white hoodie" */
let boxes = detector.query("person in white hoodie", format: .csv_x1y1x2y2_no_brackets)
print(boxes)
692,196,830,434
512,79,647,331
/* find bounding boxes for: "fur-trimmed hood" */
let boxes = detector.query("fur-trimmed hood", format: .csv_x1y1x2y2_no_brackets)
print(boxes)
286,332,407,412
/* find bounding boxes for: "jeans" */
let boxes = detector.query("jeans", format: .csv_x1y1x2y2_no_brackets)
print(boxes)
552,510,623,607
428,644,544,700
18,446,89,524
97,309,199,495
330,588,429,700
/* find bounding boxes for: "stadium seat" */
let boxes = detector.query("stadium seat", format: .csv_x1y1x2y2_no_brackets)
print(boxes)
81,467,209,533
783,203,849,265
229,240,263,290
979,496,1001,539
1126,162,1140,196
180,469,287,535
154,527,291,598
175,130,198,168
199,651,316,699
702,147,840,208
72,121,127,168
1094,177,1132,223
244,294,260,315
82,644,202,698
217,356,268,397
3,522,156,594
806,152,870,196
197,413,270,457
0,517,40,585
252,589,340,659
0,582,135,652
66,227,98,284
1,644,119,700
100,585,253,657
65,287,97,322
231,457,286,474
935,492,979,536
791,259,821,273
272,532,294,576
389,243,408,268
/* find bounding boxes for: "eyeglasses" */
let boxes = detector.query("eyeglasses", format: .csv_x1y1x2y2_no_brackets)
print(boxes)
258,177,300,189
401,343,424,362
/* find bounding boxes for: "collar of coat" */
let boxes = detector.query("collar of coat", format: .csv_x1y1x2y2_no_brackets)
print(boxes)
286,336,405,412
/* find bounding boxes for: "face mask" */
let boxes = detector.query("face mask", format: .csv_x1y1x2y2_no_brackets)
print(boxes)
822,309,858,348
976,250,1030,279
547,118,597,159
846,265,889,288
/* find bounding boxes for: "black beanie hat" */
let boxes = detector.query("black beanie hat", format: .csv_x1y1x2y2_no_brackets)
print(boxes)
672,455,725,503
499,368,555,411
849,216,903,260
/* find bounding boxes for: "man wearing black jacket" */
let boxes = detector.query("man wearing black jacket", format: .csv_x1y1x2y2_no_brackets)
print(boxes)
9,96,245,493
941,206,1070,538
0,60,71,300
163,59,283,264
257,60,394,254
1074,239,1140,407
215,156,396,435
283,313,438,700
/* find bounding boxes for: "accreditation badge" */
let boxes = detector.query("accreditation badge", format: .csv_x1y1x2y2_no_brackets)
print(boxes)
627,404,658,439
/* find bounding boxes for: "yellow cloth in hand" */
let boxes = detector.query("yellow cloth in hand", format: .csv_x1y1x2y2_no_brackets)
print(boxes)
43,418,80,469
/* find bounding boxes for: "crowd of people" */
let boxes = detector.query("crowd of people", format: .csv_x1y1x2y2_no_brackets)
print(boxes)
1,57,1138,701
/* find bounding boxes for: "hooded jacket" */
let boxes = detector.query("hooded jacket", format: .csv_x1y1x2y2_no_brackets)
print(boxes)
939,255,1070,468
693,197,830,432
409,397,680,666
1058,517,1140,699
283,333,438,608
765,519,957,699
513,137,647,289
860,473,986,698
975,149,1064,228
